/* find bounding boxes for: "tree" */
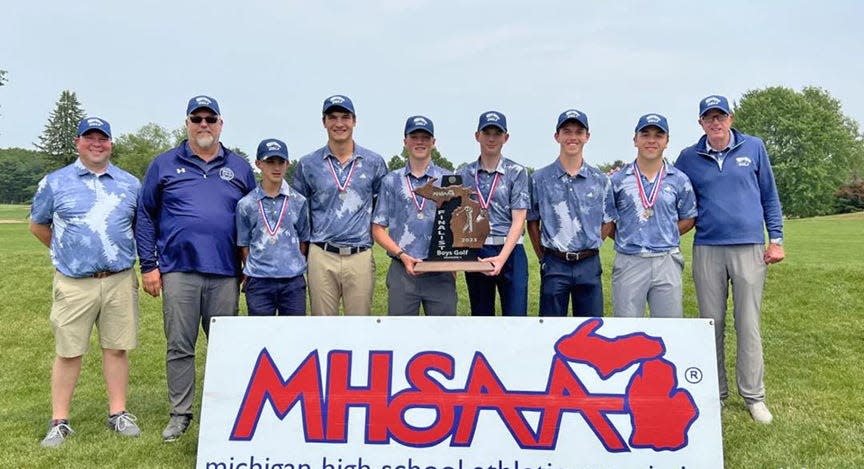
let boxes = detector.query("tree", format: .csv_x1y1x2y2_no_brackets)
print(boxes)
0,148,49,203
597,159,626,175
112,123,183,179
733,86,864,218
34,90,86,170
387,147,455,171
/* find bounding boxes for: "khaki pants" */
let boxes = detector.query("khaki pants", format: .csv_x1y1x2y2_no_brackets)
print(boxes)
307,244,375,316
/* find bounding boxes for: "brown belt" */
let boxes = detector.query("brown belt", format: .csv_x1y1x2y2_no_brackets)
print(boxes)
90,269,129,279
544,248,599,262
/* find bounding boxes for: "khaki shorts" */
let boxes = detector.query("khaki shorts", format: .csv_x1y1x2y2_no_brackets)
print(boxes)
50,269,139,357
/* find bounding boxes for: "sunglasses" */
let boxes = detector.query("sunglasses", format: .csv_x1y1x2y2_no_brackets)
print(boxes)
189,115,219,124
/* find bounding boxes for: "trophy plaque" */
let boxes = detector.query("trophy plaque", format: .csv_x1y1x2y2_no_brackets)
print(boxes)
412,175,493,273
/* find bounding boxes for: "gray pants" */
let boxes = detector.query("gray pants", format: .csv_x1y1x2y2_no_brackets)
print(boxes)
162,272,239,415
692,244,766,404
612,250,685,318
386,260,457,316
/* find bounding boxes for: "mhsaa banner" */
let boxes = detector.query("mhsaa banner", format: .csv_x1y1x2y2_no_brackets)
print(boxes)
197,317,723,469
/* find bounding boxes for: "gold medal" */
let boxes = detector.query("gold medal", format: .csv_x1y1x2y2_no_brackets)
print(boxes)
417,212,424,220
644,208,653,219
339,191,347,200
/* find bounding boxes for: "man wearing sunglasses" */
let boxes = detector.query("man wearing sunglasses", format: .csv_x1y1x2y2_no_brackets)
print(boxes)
136,95,256,441
291,95,387,316
674,95,785,425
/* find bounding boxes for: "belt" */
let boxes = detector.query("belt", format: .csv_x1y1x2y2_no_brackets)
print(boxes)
632,247,680,258
544,248,599,262
314,242,369,256
484,235,524,246
90,268,129,279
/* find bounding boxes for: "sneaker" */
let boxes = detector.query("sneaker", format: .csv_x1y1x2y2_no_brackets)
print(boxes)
162,414,192,442
748,401,773,424
108,411,141,437
41,420,73,448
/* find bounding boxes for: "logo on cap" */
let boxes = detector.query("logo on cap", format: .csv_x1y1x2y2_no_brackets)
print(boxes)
196,97,212,105
566,110,581,119
87,118,105,127
485,113,500,122
330,96,345,104
704,96,721,106
645,115,661,123
413,117,428,126
266,141,281,151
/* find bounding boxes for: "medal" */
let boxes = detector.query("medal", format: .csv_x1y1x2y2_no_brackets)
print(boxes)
339,191,347,200
475,168,501,211
328,157,357,197
633,160,665,221
258,193,289,242
404,175,427,217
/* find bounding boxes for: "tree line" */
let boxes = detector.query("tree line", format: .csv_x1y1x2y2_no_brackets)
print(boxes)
1,85,863,216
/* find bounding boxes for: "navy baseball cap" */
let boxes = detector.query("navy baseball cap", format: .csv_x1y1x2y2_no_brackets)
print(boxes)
322,95,355,115
477,111,507,132
77,116,112,138
556,109,589,131
404,115,434,136
699,95,731,117
187,95,220,115
256,138,289,161
635,113,669,133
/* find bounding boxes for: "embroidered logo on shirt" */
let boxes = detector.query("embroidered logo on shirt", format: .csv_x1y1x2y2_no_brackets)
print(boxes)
176,168,186,174
736,156,752,167
220,167,235,181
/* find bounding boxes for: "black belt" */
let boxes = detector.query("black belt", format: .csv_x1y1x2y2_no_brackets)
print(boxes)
314,242,369,256
544,248,598,262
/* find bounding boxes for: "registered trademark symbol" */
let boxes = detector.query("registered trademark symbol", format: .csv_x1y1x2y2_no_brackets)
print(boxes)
685,367,703,384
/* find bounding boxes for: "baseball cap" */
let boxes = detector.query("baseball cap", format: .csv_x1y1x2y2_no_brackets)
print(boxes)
699,95,731,117
477,111,507,132
187,95,221,115
556,109,589,131
256,138,289,161
77,116,112,138
322,95,355,115
404,115,434,136
635,113,669,133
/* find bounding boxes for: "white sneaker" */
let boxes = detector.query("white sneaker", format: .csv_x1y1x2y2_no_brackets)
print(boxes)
747,401,773,424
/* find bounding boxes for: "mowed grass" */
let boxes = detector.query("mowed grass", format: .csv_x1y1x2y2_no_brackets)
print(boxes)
0,204,862,468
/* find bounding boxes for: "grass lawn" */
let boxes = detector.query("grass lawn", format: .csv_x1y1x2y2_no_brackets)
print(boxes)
0,204,862,468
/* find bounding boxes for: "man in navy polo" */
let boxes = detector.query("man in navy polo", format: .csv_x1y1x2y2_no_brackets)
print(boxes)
527,109,616,317
31,117,142,447
610,114,697,318
136,95,256,441
457,111,530,316
236,138,310,316
372,116,456,315
675,95,784,424
291,95,387,316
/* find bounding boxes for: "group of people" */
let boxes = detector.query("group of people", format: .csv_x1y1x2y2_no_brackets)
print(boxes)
29,92,785,449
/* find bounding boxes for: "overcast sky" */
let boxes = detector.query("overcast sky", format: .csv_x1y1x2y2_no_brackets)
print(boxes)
2,1,862,170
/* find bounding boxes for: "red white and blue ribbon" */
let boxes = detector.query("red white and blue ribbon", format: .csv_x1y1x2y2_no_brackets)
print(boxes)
404,175,426,212
328,157,357,192
474,170,501,210
633,160,665,212
258,196,289,238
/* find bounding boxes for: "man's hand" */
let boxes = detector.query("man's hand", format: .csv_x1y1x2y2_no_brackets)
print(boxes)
142,269,163,297
400,253,422,276
478,254,506,276
764,243,785,265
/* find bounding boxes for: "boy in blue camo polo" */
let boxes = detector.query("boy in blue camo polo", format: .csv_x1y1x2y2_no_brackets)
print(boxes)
610,114,697,318
527,109,617,317
372,116,456,315
236,138,310,315
30,117,142,447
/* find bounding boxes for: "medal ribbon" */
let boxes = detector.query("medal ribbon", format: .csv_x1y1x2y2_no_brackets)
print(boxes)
633,160,665,210
328,157,357,192
258,195,290,238
474,170,501,210
404,175,427,212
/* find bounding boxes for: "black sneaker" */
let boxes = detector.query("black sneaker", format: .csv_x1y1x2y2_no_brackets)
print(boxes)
162,414,192,442
108,411,141,437
41,419,73,448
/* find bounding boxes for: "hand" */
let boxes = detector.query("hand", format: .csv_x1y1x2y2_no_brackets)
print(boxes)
478,254,506,276
400,253,422,276
764,243,785,265
141,269,163,297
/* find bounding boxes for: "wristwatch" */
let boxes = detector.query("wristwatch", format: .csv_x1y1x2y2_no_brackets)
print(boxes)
769,238,783,246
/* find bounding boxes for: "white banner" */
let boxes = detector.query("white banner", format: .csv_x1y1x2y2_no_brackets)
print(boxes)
197,317,723,469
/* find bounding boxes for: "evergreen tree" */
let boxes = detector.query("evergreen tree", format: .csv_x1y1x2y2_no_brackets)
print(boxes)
34,90,85,169
388,147,455,171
